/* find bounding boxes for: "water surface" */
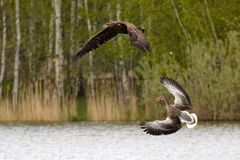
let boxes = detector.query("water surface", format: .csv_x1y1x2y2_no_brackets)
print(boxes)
0,122,239,160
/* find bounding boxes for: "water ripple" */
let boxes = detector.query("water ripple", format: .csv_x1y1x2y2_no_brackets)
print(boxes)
0,122,239,160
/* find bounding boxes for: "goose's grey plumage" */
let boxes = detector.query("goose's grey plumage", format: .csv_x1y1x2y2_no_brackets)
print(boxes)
74,21,150,58
140,77,198,136
160,77,191,110
140,117,181,135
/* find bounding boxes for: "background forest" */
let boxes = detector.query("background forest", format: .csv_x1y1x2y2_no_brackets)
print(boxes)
0,0,239,122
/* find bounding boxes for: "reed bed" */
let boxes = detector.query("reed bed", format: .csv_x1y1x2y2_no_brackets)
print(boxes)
0,81,77,122
86,76,139,121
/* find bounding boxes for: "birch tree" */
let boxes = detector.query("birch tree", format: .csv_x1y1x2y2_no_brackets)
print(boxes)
113,2,122,104
73,0,83,97
0,0,6,98
48,10,54,75
117,2,129,101
28,0,35,84
70,0,76,59
54,0,64,98
84,0,95,99
13,0,21,106
68,0,76,95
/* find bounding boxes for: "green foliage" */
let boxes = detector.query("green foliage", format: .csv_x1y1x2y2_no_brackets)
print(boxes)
0,0,239,121
72,97,87,121
185,31,240,120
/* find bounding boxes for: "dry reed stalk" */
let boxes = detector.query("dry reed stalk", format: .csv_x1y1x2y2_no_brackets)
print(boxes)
87,78,138,121
0,81,77,122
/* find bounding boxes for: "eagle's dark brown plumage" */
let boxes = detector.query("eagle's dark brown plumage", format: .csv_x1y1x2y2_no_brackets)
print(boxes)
74,21,150,58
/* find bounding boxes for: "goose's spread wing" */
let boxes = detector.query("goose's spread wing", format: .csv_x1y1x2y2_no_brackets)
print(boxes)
140,117,181,135
129,29,150,52
74,22,127,58
160,77,191,110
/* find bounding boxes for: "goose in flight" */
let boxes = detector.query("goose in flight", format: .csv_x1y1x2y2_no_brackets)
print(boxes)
140,77,198,135
73,21,150,58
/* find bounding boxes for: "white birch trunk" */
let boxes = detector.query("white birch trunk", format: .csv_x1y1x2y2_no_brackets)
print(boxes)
48,13,54,74
70,0,76,59
28,0,35,83
69,0,76,95
76,0,83,38
117,3,129,100
74,0,83,97
114,3,122,103
0,0,6,98
84,0,95,99
13,0,21,106
54,0,64,98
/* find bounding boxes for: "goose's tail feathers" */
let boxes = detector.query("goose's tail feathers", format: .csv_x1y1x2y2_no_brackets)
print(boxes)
186,113,198,128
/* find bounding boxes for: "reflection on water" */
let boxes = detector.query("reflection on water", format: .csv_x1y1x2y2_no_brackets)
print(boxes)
0,122,239,160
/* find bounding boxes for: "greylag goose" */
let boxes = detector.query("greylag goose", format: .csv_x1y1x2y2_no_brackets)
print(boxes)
74,21,150,58
140,77,198,135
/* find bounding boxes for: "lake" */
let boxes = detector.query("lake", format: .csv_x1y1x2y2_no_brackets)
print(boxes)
0,122,239,160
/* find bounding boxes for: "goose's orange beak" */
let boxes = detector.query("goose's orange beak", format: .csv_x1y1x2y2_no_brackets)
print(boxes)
155,96,162,102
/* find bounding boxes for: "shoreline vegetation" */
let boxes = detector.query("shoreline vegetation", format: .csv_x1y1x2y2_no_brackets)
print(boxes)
0,1,239,122
0,82,77,122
